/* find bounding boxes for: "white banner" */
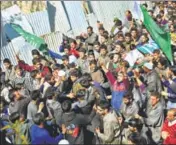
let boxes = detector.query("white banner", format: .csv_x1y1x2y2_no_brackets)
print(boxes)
125,49,144,67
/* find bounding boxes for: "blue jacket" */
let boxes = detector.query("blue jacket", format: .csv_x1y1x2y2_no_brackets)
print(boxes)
30,124,63,144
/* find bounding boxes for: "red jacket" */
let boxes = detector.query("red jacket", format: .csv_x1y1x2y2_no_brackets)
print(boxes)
162,119,176,144
18,61,51,77
69,48,79,58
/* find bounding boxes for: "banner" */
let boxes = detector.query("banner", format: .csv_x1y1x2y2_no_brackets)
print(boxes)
140,5,173,62
125,49,144,67
137,41,159,54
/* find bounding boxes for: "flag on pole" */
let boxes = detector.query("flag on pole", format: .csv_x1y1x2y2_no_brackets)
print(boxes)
11,23,48,55
140,5,173,63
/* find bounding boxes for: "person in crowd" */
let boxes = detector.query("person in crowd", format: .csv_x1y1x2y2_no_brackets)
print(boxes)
101,63,129,111
3,58,16,83
30,112,66,144
61,100,93,144
160,66,176,109
77,48,90,74
8,88,31,118
120,91,139,122
98,44,110,66
69,40,80,58
27,90,44,121
143,91,164,144
16,56,52,78
45,87,63,126
85,26,98,50
161,109,176,144
95,100,121,144
89,60,104,85
142,62,162,93
124,117,150,144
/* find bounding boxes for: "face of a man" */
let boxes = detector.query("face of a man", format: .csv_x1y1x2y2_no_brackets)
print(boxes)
150,96,159,106
70,75,77,82
167,111,176,122
90,63,96,72
94,45,100,52
117,73,124,82
16,69,22,76
70,42,76,49
88,55,95,61
35,62,41,70
113,54,120,63
4,63,11,69
79,52,85,59
64,48,69,55
97,106,105,116
131,30,137,38
87,28,92,35
125,36,131,43
123,98,130,105
35,72,42,79
100,49,107,56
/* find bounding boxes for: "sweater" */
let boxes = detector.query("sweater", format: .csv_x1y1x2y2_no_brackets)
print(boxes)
162,119,176,144
106,71,129,111
30,124,63,145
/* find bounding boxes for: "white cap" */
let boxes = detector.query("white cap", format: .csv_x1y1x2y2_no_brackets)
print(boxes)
58,70,66,77
58,139,69,144
143,62,153,70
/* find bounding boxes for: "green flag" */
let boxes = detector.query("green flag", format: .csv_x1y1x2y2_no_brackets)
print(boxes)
140,5,173,63
11,23,48,54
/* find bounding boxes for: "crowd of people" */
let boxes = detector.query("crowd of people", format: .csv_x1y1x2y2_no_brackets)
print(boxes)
0,1,176,145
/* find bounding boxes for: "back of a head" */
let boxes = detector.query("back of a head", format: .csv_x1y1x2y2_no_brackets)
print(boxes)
30,70,40,79
32,49,40,56
31,90,41,101
9,112,20,123
33,112,45,125
127,132,142,145
98,100,110,110
62,100,72,113
123,91,133,100
69,69,79,77
80,79,91,88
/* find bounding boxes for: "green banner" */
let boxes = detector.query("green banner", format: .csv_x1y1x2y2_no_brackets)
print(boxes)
140,5,173,63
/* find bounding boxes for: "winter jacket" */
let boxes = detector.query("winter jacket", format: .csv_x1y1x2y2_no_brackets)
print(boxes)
144,101,164,143
77,57,90,74
30,124,63,145
61,111,91,144
106,71,129,111
9,96,31,116
96,110,121,144
144,70,162,93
